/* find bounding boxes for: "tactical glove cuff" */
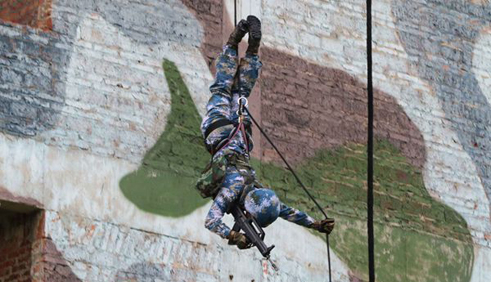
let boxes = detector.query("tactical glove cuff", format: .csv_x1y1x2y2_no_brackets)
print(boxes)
311,218,335,234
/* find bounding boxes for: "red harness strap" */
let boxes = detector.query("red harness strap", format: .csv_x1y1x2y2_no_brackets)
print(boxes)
212,119,250,156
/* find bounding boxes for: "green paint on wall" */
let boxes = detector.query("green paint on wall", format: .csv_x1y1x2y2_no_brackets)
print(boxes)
119,59,209,217
254,141,473,282
119,59,473,281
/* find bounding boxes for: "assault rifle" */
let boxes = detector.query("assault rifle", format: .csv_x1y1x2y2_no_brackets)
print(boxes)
228,205,276,261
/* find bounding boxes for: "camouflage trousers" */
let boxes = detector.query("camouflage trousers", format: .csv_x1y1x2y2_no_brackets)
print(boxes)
200,45,262,156
201,45,262,238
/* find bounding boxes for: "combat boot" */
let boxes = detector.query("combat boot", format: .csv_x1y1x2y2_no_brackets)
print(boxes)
246,15,261,55
227,19,249,50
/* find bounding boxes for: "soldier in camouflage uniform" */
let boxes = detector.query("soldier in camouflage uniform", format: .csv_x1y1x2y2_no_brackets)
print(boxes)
201,16,334,248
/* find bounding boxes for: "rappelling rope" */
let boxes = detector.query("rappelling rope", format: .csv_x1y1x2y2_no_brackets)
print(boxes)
243,107,332,281
232,1,332,281
366,0,375,281
233,0,375,281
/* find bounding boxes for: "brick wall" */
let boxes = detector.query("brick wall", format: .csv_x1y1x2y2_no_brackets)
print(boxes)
0,209,81,282
0,210,37,282
0,0,209,161
181,0,224,73
41,210,338,281
0,0,52,31
0,0,490,281
258,47,425,166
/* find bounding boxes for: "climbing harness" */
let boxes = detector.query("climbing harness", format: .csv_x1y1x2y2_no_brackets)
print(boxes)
197,96,253,199
203,119,251,156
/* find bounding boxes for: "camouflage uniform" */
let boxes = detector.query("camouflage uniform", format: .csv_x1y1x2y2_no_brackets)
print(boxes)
201,45,260,157
202,45,315,239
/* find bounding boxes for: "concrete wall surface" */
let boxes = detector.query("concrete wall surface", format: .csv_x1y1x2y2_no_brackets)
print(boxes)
0,0,490,281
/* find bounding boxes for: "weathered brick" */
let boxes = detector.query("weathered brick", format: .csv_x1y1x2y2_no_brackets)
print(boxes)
0,0,490,281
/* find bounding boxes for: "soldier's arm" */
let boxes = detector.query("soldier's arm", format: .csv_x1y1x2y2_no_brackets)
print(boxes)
204,189,235,239
278,202,316,228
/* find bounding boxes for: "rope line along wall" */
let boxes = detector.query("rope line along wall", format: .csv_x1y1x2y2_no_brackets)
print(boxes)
243,107,332,282
232,1,332,281
366,0,376,281
232,0,333,280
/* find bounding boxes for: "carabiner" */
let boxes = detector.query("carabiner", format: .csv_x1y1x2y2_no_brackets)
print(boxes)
238,96,249,108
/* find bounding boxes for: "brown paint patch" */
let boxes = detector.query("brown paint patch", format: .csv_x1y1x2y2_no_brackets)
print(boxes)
259,47,426,167
0,0,53,31
32,238,82,281
181,0,425,168
0,186,43,210
181,0,224,75
349,271,366,282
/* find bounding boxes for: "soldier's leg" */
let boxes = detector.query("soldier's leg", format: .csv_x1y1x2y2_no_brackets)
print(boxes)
237,55,262,98
201,21,249,137
228,55,262,126
237,15,262,98
200,48,238,149
229,15,262,120
207,19,248,100
245,15,261,56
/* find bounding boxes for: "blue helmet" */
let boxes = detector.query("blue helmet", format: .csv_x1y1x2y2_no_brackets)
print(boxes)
244,188,280,227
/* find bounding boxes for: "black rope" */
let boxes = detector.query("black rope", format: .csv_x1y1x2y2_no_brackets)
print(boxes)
234,0,237,26
244,107,327,218
232,2,331,281
326,234,332,281
244,107,332,282
367,0,375,281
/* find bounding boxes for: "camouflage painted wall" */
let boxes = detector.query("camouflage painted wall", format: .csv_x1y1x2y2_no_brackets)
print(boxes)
0,0,490,281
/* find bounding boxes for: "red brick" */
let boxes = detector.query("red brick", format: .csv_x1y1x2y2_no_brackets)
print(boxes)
11,263,28,274
0,0,52,31
0,260,14,270
0,265,12,277
7,273,19,281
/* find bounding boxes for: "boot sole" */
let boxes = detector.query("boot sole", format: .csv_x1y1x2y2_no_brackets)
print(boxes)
247,16,261,40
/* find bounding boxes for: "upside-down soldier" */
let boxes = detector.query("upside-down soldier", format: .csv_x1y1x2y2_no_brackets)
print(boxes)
197,15,335,249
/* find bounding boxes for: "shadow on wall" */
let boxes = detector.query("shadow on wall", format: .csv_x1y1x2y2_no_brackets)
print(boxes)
119,59,473,282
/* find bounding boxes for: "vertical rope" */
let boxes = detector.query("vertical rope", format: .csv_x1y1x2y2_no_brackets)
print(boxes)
234,0,238,26
326,234,332,282
367,0,375,281
244,107,332,282
232,1,332,281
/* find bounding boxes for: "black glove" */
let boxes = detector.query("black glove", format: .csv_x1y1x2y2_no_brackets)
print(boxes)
311,218,335,234
227,230,252,249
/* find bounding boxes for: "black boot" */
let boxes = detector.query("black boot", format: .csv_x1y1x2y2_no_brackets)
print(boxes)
227,19,249,50
246,15,261,55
